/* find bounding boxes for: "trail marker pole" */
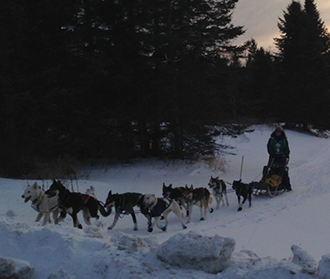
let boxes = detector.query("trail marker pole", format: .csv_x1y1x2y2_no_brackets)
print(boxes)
239,155,244,180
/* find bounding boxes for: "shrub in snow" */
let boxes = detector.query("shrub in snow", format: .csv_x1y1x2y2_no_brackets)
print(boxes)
0,257,36,279
117,234,150,252
156,231,235,274
318,254,330,279
290,245,317,274
84,220,109,238
6,210,16,217
47,269,77,279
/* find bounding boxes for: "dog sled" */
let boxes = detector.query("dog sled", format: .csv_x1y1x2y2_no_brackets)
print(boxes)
253,159,288,197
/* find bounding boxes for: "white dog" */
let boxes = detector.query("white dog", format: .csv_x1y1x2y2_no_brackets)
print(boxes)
143,194,187,232
22,182,60,226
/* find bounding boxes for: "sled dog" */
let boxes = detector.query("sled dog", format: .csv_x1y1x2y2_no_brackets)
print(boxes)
143,194,187,232
22,182,60,226
162,183,189,216
183,185,213,223
232,179,253,211
48,180,110,228
105,191,151,231
208,176,229,209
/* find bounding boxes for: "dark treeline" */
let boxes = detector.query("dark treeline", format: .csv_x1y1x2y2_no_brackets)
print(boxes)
0,0,329,178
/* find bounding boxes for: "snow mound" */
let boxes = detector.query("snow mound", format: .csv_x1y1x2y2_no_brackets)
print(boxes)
291,245,317,274
318,254,330,279
83,220,109,239
0,257,36,279
156,230,235,273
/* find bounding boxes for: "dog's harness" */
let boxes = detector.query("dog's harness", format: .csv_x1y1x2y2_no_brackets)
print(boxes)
79,193,91,204
31,191,59,213
210,179,224,196
31,193,43,212
114,194,144,217
56,188,92,213
148,198,172,217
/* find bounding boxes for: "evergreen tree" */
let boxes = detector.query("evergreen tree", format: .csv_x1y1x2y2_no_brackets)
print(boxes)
274,0,330,127
244,39,277,119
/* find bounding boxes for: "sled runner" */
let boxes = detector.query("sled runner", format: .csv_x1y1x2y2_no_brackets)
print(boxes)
253,160,288,197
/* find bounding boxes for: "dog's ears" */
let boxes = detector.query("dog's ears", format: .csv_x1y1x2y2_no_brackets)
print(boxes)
190,185,194,190
32,182,38,189
169,184,172,188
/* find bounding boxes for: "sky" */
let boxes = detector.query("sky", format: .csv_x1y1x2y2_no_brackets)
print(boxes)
2,125,330,278
232,0,330,50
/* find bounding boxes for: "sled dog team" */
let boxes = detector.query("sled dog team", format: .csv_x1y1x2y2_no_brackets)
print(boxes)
22,176,251,232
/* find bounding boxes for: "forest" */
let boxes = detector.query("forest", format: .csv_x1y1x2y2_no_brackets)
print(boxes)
0,0,329,178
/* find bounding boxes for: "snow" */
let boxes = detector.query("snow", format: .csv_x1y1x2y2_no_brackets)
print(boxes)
1,125,330,278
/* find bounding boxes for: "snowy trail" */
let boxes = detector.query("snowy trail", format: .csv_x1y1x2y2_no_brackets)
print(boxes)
1,125,330,278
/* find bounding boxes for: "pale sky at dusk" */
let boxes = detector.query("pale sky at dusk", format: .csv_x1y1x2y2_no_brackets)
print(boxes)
232,0,330,50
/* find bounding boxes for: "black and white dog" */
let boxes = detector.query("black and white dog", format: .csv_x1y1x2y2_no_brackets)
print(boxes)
143,194,187,232
208,176,229,209
232,179,253,211
183,185,213,223
48,180,110,228
162,183,188,216
105,191,151,231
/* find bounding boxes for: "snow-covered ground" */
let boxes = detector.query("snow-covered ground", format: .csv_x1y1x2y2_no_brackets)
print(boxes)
1,125,330,278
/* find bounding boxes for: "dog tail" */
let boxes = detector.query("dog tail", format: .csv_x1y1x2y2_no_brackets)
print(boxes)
98,202,112,217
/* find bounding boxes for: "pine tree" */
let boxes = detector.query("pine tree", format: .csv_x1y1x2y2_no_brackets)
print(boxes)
274,0,330,127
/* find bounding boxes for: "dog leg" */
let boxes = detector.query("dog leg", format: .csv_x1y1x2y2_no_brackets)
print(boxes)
186,205,193,223
237,196,242,211
71,213,82,229
215,195,220,209
55,210,67,224
182,201,189,217
224,192,229,206
108,213,120,230
148,217,161,232
52,209,59,223
82,209,92,225
140,208,151,228
42,213,50,226
35,212,43,223
172,204,187,230
129,211,138,231
158,212,168,231
200,205,205,221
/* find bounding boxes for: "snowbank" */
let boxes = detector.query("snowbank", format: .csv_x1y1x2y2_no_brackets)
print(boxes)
156,231,235,273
